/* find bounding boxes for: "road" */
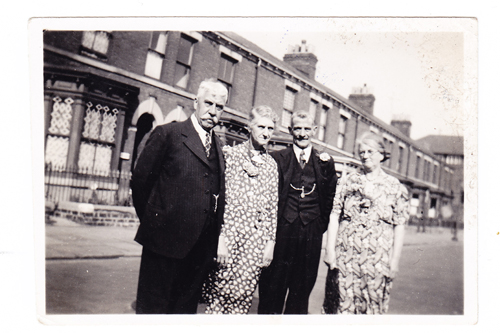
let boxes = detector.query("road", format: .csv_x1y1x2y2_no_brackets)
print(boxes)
45,221,463,315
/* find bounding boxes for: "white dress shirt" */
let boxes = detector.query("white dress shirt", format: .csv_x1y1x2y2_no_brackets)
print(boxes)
293,144,312,164
190,114,212,145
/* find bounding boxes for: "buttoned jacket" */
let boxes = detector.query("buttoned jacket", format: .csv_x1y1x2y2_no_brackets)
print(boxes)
132,119,225,259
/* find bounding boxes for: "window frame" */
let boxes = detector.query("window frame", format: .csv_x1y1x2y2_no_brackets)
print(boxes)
80,31,112,60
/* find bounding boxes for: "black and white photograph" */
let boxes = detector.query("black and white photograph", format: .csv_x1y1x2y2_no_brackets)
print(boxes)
32,16,476,324
2,6,490,330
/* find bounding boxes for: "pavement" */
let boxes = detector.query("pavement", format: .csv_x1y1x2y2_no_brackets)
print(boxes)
44,216,464,315
45,216,462,260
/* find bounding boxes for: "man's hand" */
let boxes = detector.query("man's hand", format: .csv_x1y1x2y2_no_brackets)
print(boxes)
217,236,229,266
261,240,275,267
324,248,337,270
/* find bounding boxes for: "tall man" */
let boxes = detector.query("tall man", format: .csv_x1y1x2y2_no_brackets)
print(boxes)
132,79,228,314
258,110,337,314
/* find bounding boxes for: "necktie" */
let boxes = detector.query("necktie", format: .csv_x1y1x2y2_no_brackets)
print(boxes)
299,150,306,169
204,132,211,158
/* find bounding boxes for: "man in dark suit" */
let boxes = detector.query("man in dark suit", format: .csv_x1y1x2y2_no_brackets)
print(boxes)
258,110,337,314
132,79,228,314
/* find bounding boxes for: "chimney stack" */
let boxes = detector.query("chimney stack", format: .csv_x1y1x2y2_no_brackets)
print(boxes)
391,119,412,138
283,40,318,80
348,84,376,115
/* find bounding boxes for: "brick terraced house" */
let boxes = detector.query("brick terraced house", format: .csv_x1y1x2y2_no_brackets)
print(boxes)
43,31,461,227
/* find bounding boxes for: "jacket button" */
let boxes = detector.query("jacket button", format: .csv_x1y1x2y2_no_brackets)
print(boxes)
204,173,209,178
204,209,208,214
205,190,209,194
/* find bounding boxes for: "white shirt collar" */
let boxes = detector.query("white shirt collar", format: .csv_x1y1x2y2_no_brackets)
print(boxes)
190,114,212,144
293,144,312,164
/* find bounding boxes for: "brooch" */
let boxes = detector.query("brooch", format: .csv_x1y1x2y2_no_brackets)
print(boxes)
319,152,331,162
243,160,259,177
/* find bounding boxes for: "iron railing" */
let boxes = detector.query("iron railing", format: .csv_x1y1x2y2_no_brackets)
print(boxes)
44,164,133,206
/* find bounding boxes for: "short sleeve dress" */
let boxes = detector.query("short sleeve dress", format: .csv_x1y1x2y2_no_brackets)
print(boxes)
203,141,279,314
323,170,410,314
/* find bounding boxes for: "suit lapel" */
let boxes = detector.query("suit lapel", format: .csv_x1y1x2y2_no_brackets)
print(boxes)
181,120,210,166
311,148,323,193
214,134,225,175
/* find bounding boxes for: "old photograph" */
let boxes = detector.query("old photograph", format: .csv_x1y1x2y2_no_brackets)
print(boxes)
30,17,476,325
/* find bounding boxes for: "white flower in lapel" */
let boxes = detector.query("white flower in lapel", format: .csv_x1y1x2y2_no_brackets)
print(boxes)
319,152,331,162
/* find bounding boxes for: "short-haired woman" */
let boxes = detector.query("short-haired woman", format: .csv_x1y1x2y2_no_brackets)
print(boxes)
203,105,279,314
323,132,410,314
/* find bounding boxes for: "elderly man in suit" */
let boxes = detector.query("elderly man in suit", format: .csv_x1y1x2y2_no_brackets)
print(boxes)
132,79,228,314
258,110,337,314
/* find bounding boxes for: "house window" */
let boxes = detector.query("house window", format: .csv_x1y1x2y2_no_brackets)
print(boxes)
145,32,168,80
385,139,393,167
410,193,420,216
415,155,421,178
397,145,404,173
218,53,238,101
317,105,328,141
81,31,111,59
282,86,297,128
174,34,196,89
433,164,438,183
337,115,347,149
423,160,430,182
45,96,74,170
78,101,119,175
309,99,318,123
428,197,437,218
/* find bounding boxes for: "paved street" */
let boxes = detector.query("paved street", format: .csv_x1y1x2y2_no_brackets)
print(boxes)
45,218,463,315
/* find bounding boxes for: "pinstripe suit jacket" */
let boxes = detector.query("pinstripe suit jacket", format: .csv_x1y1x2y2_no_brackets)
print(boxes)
132,119,225,259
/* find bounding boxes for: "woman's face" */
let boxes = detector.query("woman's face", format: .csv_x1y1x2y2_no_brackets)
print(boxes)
249,115,275,149
358,141,383,171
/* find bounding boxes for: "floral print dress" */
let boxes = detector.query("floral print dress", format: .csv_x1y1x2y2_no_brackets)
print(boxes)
203,141,278,314
324,171,409,314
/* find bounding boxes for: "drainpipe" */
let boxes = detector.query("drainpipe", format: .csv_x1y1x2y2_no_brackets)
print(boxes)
252,58,262,107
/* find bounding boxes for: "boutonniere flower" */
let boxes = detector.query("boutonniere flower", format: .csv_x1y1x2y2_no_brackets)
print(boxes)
319,152,331,162
243,160,259,177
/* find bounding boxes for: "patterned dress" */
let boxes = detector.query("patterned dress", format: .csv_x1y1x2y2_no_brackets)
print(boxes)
323,170,409,314
203,141,278,314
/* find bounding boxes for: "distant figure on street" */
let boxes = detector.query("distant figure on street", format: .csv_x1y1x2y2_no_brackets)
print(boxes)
322,132,410,314
258,110,338,314
131,79,228,314
203,105,279,314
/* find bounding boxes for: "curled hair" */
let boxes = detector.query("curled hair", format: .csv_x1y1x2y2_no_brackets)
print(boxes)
357,131,390,162
249,105,279,126
197,78,228,103
290,110,315,127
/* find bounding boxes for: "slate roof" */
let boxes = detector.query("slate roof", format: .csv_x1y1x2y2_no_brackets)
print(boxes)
416,135,464,156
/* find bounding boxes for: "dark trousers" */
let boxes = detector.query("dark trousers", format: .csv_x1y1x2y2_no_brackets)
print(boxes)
135,220,217,314
258,217,323,314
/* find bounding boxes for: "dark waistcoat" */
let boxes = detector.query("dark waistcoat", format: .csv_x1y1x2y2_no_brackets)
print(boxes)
282,155,321,224
205,137,221,214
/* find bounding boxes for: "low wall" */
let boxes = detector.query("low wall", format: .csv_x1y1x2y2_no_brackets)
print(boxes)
52,201,140,227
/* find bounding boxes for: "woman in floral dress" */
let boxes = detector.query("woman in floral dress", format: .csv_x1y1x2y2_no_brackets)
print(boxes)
203,105,279,314
323,132,409,314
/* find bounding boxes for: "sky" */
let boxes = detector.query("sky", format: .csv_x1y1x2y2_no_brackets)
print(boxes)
233,19,467,140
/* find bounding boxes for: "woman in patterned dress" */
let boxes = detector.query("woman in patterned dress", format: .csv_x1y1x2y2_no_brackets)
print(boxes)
203,106,279,314
323,132,410,314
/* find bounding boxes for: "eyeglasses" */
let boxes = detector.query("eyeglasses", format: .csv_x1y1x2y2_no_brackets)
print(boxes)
358,149,381,157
